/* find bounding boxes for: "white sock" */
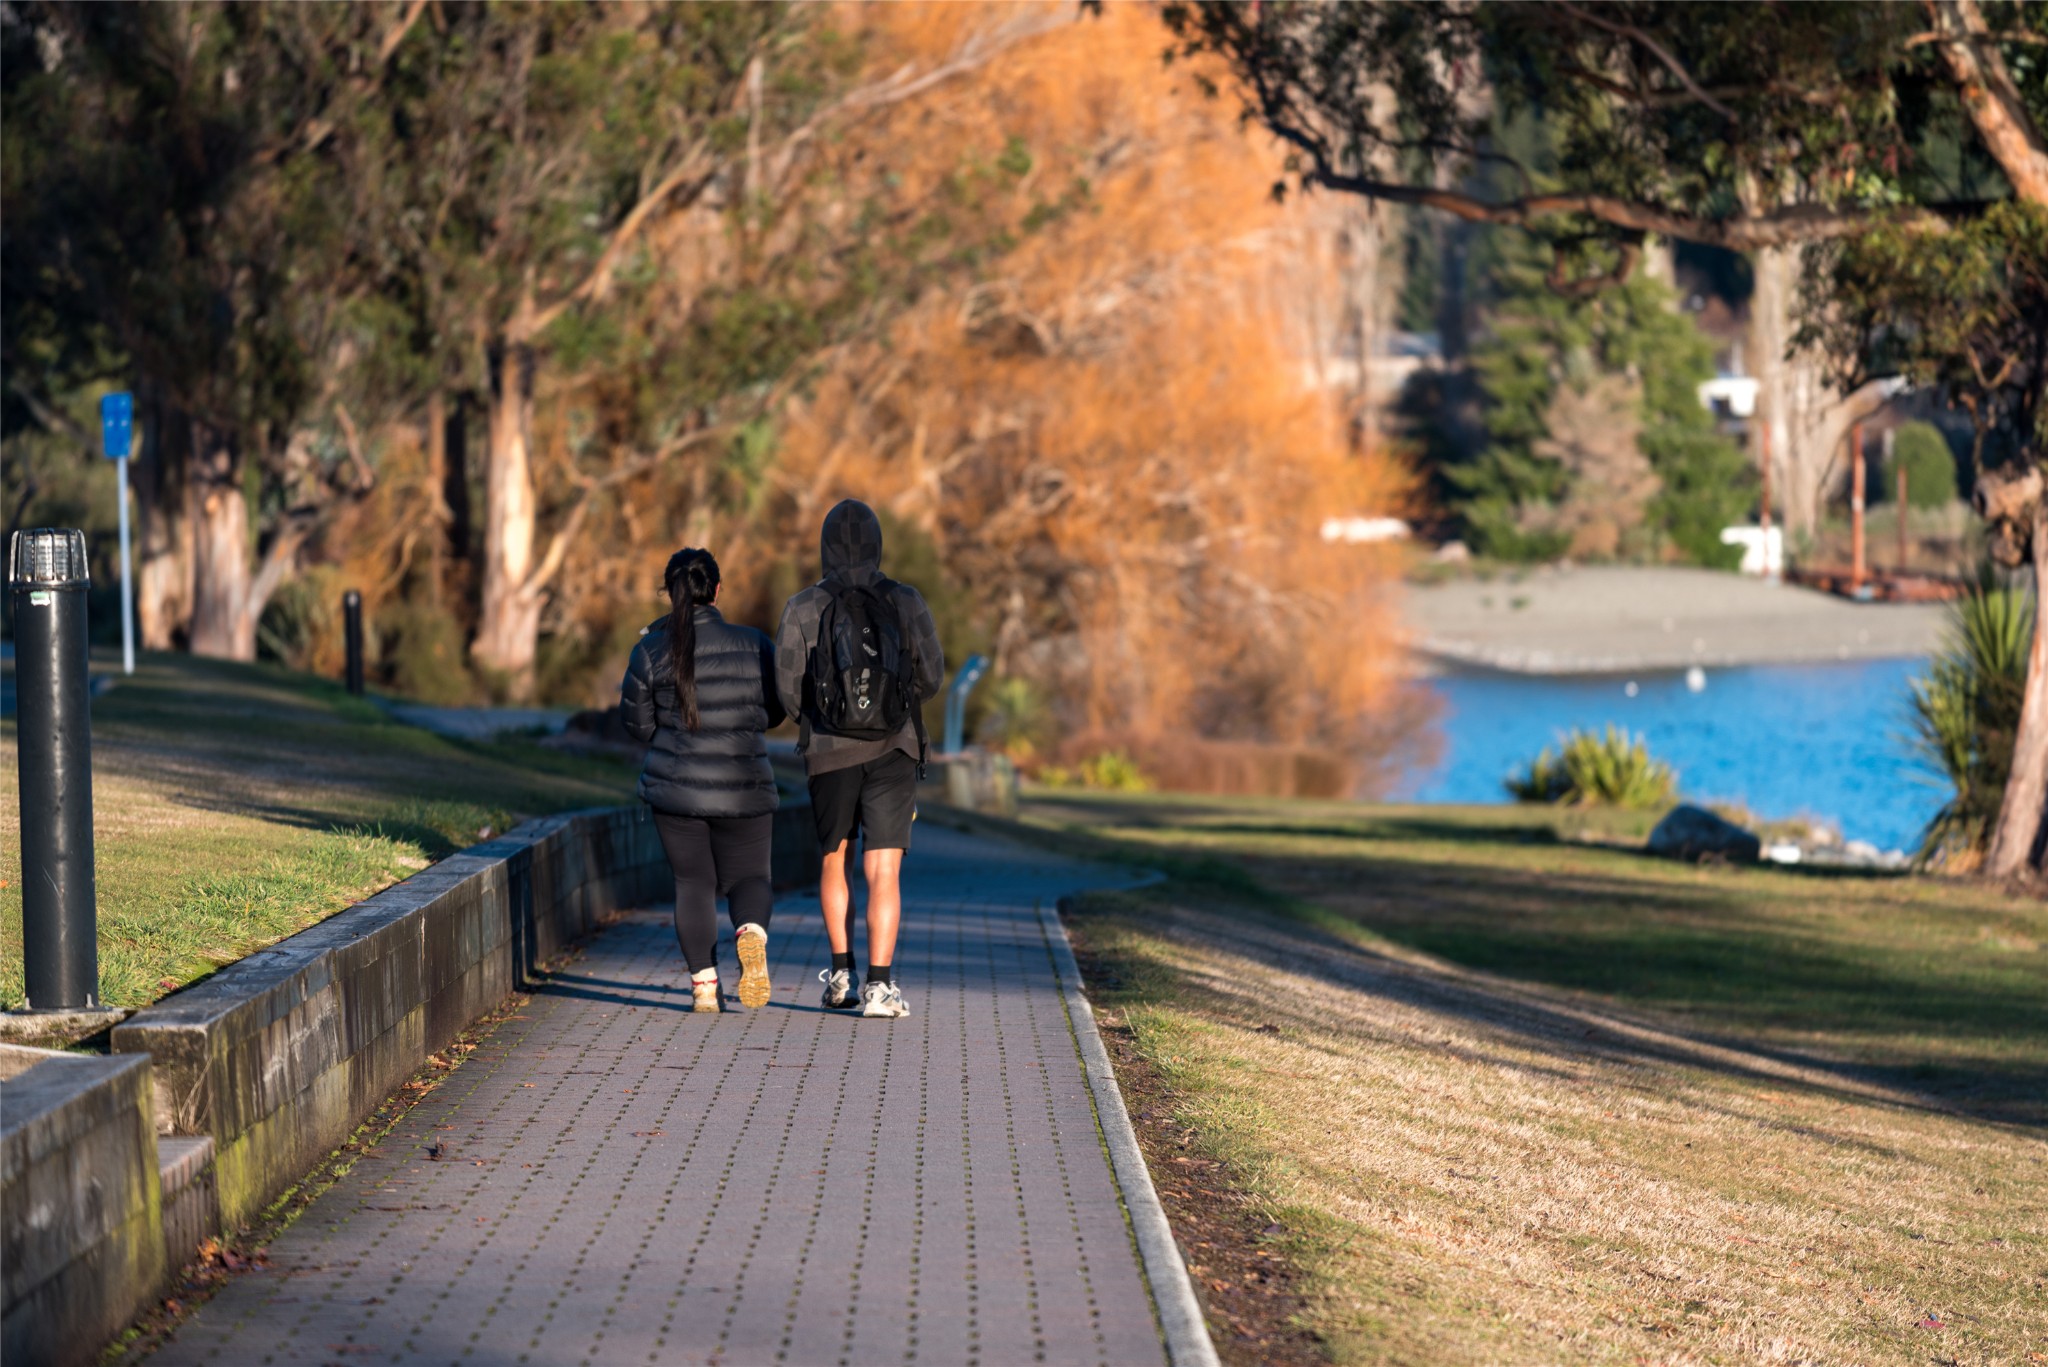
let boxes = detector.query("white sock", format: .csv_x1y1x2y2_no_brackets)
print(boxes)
736,922,767,941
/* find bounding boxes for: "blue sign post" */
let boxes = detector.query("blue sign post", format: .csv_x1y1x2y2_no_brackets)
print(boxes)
100,393,135,675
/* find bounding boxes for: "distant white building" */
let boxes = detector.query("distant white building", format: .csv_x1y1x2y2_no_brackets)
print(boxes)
1698,373,1759,420
1720,524,1784,577
1321,516,1411,544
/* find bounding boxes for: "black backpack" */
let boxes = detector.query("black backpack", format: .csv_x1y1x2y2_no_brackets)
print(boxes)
807,576,918,742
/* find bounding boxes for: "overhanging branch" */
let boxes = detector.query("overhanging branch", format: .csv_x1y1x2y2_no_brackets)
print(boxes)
1552,1,1738,120
1266,117,1950,250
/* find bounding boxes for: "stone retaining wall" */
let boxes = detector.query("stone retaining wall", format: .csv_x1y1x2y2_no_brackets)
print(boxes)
1,1047,165,1367
112,806,669,1231
5,799,818,1364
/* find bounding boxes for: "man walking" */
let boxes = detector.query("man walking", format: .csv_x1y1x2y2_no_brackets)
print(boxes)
775,499,944,1019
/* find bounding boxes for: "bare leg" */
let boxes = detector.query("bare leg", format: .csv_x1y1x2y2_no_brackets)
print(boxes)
862,847,903,968
820,839,853,955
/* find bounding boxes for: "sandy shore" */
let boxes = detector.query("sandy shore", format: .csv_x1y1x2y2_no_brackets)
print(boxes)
1403,565,1949,675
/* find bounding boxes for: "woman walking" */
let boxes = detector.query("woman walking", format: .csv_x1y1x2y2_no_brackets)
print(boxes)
621,548,784,1012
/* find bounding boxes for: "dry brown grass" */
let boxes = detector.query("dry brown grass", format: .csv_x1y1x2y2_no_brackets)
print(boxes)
1051,796,2048,1366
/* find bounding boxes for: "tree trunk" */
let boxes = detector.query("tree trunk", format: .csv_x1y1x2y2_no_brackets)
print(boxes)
1338,200,1384,456
1750,246,1902,543
135,396,194,650
184,418,260,660
442,393,473,566
1984,496,2048,877
1752,245,1824,538
472,339,543,697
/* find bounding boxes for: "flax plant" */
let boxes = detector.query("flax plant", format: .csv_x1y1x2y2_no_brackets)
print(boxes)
1911,574,2032,869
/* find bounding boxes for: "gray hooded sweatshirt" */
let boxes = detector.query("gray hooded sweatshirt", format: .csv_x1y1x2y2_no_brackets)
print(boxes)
773,499,946,777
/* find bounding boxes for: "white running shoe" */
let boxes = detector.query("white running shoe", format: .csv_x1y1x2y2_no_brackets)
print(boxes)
860,980,909,1019
819,967,861,1010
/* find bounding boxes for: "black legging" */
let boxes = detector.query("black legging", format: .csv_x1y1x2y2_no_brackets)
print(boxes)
651,811,775,973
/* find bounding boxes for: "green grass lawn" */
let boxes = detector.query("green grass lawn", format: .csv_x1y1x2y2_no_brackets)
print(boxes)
0,652,634,1009
1028,790,2048,1366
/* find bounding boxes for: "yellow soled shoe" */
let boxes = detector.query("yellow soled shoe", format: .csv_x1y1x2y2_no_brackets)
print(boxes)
735,925,771,1010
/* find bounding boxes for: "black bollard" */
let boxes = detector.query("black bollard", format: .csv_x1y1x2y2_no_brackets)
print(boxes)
9,529,100,1011
343,590,364,696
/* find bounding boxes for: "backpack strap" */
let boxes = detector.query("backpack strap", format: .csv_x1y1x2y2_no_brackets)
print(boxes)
879,577,930,777
807,577,852,723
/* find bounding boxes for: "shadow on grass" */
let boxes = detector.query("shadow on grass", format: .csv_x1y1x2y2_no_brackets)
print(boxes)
1194,817,1564,847
1023,803,2046,1128
1079,884,2047,1130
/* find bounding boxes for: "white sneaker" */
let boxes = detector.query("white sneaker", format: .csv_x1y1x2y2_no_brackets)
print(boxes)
819,967,861,1009
860,980,909,1019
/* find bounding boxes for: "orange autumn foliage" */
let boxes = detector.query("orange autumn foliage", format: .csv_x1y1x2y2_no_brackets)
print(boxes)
287,2,1423,789
763,2,1417,787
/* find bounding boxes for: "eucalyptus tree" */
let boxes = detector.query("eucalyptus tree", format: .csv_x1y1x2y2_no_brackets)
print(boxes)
1,0,426,657
360,2,1064,696
347,2,812,696
1805,203,2047,874
1164,0,2048,874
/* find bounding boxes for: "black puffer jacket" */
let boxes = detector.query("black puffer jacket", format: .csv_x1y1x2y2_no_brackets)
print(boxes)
620,607,785,818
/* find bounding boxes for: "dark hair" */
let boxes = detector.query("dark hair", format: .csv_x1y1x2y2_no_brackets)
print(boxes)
662,548,721,731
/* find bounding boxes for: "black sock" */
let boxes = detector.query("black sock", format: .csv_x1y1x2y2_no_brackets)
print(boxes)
832,951,854,975
867,964,892,986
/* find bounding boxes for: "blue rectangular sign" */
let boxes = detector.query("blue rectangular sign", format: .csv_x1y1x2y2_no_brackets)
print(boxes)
100,391,133,459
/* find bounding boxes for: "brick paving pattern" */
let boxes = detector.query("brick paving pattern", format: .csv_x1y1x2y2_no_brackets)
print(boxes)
149,825,1167,1367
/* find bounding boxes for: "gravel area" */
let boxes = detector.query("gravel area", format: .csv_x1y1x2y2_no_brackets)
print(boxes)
1404,565,1947,674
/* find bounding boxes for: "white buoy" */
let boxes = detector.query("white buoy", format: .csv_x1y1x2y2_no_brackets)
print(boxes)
1624,680,1640,698
1685,665,1707,693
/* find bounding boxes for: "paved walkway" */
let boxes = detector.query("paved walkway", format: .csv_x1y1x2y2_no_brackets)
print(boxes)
149,825,1172,1367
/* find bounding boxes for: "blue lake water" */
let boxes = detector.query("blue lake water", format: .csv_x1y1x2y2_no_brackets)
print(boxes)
1400,658,1939,853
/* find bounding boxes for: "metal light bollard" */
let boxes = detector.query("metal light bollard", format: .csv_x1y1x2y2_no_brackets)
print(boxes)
343,590,364,696
9,528,101,1011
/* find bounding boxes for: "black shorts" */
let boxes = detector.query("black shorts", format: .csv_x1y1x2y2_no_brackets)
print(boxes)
809,751,918,853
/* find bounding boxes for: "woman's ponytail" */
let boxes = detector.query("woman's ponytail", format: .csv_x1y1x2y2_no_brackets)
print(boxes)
661,548,721,732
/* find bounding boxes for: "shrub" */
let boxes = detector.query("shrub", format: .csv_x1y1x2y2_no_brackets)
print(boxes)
1562,726,1678,807
1910,574,2031,868
1891,421,1960,509
1505,747,1573,802
1644,427,1751,570
1506,726,1676,808
975,676,1051,764
1039,750,1153,793
256,567,346,674
379,600,474,706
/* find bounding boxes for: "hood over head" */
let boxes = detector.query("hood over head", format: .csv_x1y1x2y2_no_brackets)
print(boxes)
821,499,883,586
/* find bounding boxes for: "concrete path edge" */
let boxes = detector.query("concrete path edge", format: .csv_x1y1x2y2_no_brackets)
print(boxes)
1039,884,1221,1367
